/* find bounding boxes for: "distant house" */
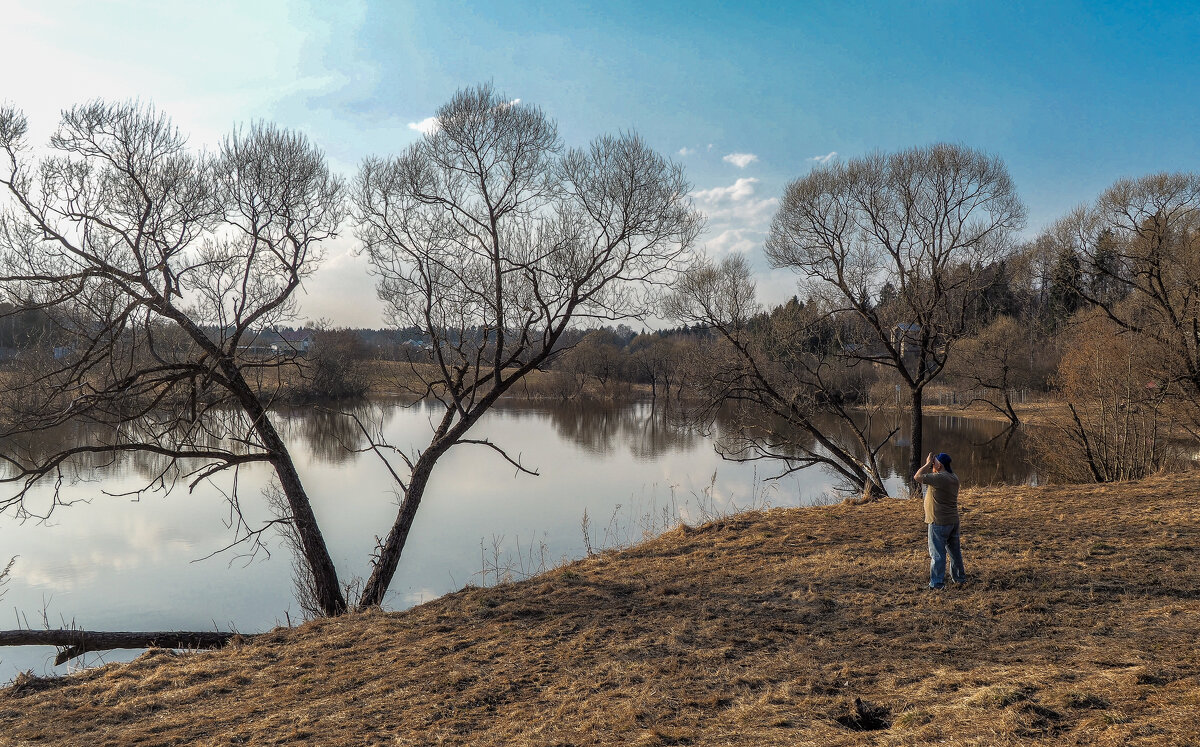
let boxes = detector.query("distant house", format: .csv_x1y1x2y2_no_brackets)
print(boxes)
891,323,923,360
272,330,314,354
400,338,433,352
889,323,941,375
236,330,277,357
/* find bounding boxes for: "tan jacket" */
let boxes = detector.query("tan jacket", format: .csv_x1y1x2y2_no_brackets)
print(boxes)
919,471,960,525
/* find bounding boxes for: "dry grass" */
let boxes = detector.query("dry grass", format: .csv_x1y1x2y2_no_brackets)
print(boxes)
920,399,1069,427
3,474,1200,745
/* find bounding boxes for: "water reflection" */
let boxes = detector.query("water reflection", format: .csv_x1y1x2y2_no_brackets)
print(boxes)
690,404,1034,490
537,400,703,459
846,413,1034,486
273,401,379,465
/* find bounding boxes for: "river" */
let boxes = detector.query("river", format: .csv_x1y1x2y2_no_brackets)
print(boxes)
0,399,1034,681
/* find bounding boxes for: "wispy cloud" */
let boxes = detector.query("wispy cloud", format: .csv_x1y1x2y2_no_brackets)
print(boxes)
677,147,695,156
407,116,440,135
691,177,779,256
808,151,838,165
693,177,762,205
723,152,759,169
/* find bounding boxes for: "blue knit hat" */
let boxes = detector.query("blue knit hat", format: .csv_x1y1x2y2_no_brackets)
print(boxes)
936,453,953,473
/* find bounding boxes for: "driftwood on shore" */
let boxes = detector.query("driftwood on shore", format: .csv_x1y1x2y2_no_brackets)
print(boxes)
0,629,246,665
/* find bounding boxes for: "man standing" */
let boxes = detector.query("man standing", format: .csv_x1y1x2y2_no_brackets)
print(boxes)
913,452,966,589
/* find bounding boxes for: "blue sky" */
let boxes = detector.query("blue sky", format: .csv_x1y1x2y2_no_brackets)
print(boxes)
4,0,1199,325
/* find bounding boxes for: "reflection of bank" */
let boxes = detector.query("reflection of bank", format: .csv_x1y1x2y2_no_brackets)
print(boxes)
541,400,701,460
710,403,1036,492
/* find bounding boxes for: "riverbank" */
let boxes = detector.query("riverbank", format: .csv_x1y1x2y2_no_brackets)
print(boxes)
3,474,1198,745
920,398,1067,427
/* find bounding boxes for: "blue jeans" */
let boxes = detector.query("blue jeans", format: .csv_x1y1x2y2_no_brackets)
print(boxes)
927,523,966,588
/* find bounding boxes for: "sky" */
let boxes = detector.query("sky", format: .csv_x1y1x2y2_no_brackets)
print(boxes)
3,0,1198,326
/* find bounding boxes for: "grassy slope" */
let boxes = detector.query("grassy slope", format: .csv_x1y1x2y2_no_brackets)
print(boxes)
2,475,1199,746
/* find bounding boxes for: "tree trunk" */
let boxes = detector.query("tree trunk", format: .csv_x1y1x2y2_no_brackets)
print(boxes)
221,360,347,617
1003,389,1020,426
0,629,245,665
909,389,924,495
358,448,443,609
845,477,888,506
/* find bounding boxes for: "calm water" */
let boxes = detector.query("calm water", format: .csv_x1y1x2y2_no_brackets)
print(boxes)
0,399,1033,681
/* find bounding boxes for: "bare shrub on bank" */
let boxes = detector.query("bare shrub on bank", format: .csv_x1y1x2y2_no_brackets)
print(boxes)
301,328,370,400
1031,311,1181,483
946,315,1049,425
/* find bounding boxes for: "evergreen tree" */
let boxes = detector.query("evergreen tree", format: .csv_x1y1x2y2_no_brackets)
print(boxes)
1048,245,1083,323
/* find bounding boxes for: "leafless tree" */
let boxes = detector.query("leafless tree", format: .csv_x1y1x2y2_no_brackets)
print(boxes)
1029,310,1178,482
0,101,349,616
351,84,701,607
1048,172,1200,432
558,328,626,398
765,144,1025,484
666,254,892,500
947,315,1047,426
627,333,687,404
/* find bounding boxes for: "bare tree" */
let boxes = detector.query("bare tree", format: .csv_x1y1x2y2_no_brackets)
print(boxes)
1049,172,1200,431
947,315,1047,426
1030,310,1177,482
352,84,701,608
666,254,892,500
765,144,1025,484
559,328,625,398
0,101,349,616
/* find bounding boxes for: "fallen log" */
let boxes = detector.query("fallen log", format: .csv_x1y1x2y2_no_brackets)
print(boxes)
0,629,246,665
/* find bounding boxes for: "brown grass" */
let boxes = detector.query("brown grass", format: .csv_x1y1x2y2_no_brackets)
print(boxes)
3,475,1200,745
920,398,1070,427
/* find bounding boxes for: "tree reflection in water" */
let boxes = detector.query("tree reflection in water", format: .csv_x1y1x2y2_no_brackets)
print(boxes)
675,404,1035,493
515,400,1034,488
273,401,382,466
536,401,702,460
0,400,1038,507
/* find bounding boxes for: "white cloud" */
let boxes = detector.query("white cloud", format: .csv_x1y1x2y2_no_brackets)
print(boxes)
723,152,759,169
407,116,440,135
691,177,779,256
693,177,761,204
300,237,385,326
677,147,695,156
706,143,714,152
808,151,838,164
